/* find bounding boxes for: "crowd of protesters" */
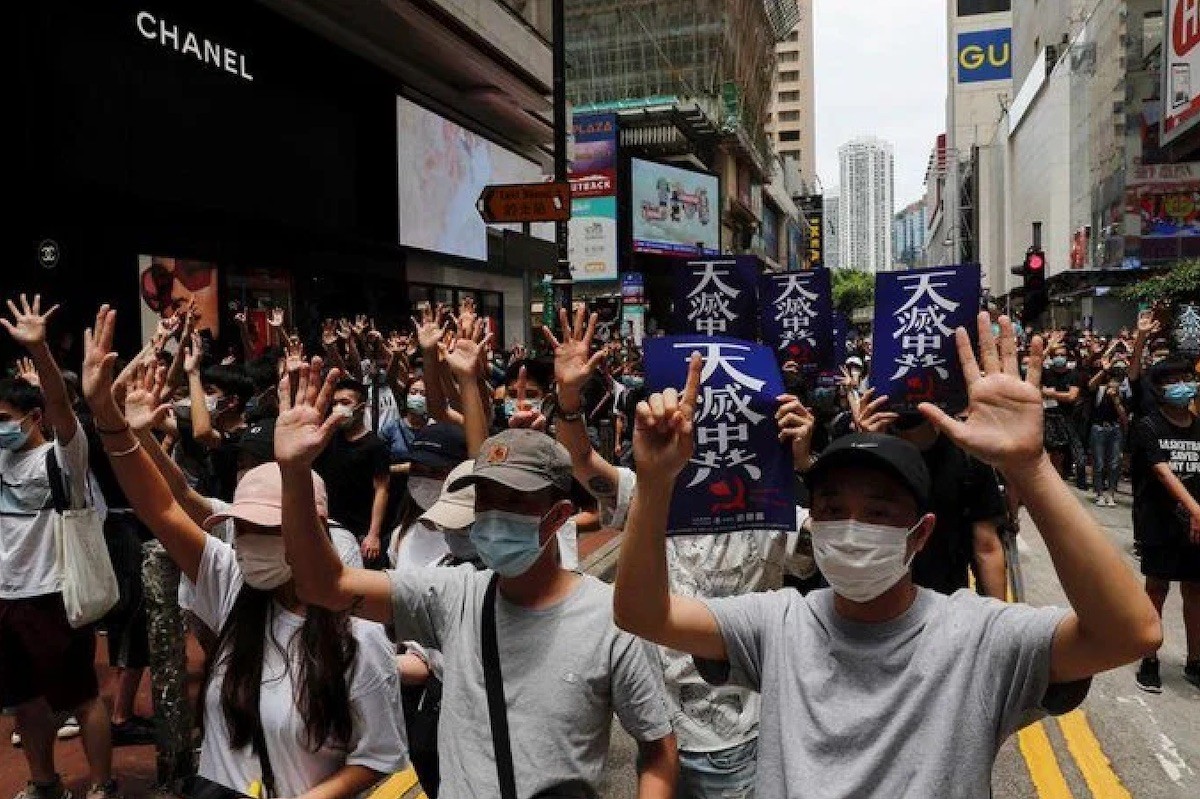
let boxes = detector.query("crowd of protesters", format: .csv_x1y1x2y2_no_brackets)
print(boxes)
0,288,1196,799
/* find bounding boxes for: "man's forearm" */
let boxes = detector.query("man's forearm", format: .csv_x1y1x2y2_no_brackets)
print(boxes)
368,482,389,539
280,462,347,606
613,478,673,637
132,426,213,525
972,522,1007,601
1006,455,1157,650
635,736,678,799
26,341,77,443
1153,463,1200,517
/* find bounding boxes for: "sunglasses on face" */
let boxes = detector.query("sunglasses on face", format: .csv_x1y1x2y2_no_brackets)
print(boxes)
140,261,214,312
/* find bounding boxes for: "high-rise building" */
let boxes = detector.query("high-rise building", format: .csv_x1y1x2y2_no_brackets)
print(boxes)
893,201,928,270
765,0,816,190
824,190,841,270
838,137,894,272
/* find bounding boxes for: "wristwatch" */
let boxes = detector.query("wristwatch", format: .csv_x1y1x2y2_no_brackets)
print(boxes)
558,407,584,422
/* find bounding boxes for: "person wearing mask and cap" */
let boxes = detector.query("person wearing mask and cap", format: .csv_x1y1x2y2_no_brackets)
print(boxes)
387,424,469,570
314,377,390,566
79,309,408,799
1128,356,1200,693
275,359,678,799
614,314,1162,797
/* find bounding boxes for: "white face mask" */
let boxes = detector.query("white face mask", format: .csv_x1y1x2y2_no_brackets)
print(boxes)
408,476,444,511
233,534,293,590
810,519,919,603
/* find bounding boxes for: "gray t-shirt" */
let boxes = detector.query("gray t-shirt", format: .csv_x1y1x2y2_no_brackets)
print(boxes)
389,566,672,798
701,587,1083,798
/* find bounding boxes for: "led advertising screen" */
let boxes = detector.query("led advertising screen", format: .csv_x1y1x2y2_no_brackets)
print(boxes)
631,159,720,256
397,97,551,261
569,114,619,281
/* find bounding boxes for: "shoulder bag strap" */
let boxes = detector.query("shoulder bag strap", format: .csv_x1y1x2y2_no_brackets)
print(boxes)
44,446,69,513
482,574,519,799
251,721,276,798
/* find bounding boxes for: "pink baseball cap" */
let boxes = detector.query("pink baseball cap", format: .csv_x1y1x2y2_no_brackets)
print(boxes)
203,463,329,530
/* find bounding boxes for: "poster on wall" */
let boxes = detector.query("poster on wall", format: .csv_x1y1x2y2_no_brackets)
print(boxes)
1137,191,1200,236
1164,1,1200,146
569,114,619,281
631,158,720,256
396,97,552,261
138,255,220,345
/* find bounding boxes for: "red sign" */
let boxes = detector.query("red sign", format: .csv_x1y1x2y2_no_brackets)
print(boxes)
476,182,572,224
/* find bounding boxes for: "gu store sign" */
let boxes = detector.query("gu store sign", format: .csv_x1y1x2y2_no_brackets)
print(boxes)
645,336,796,536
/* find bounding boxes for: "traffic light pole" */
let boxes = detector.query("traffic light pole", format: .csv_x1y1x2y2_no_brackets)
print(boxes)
550,0,573,314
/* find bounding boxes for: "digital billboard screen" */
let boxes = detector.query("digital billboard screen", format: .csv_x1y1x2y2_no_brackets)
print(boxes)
630,159,720,256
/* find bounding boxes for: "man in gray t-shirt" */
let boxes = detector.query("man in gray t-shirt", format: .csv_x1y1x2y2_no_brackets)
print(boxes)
613,319,1163,797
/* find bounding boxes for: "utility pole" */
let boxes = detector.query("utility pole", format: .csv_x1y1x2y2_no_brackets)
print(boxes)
945,5,959,266
550,0,573,313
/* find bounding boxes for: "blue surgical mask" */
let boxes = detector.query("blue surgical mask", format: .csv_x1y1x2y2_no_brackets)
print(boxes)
1051,356,1068,369
0,416,31,451
503,398,542,418
1162,381,1198,406
407,395,427,416
621,376,644,390
470,510,553,577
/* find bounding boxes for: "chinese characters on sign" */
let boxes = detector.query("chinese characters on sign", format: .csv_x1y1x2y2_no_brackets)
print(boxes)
673,256,760,340
870,264,981,412
759,269,833,372
645,336,795,536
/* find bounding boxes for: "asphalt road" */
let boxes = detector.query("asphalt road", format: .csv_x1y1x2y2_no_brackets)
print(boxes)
598,484,1200,798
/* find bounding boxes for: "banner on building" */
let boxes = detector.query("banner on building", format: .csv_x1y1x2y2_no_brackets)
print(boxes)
957,28,1012,84
869,264,981,413
674,256,760,339
1164,1,1200,146
621,272,646,343
569,114,619,281
797,195,824,269
138,255,220,346
759,269,833,373
631,158,720,255
644,336,796,536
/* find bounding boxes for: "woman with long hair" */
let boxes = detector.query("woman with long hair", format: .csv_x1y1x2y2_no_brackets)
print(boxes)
81,306,406,798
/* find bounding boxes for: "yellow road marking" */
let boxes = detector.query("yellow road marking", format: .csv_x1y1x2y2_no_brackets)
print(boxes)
1057,710,1134,799
1018,722,1075,799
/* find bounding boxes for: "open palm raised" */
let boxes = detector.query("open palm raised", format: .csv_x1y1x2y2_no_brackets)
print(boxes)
275,358,343,467
919,312,1045,473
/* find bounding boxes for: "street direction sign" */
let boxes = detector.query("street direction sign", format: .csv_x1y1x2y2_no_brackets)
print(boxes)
477,181,572,223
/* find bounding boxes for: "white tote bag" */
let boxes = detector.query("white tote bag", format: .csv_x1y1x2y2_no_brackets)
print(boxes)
46,449,118,628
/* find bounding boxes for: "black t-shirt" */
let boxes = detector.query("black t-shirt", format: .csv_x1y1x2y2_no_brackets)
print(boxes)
1091,382,1126,426
1043,368,1080,416
314,431,390,540
1129,410,1200,548
911,434,1006,595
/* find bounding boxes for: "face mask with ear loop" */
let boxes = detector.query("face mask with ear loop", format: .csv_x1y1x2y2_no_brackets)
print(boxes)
232,534,293,590
470,506,564,577
810,518,922,603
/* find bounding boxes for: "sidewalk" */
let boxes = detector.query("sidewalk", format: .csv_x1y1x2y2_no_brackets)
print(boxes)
1,529,620,799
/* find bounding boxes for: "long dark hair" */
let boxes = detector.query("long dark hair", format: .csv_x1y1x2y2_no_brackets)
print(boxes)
200,585,359,752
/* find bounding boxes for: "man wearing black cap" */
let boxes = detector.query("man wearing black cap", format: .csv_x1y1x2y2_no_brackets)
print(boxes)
614,314,1162,797
276,361,678,799
1128,356,1200,692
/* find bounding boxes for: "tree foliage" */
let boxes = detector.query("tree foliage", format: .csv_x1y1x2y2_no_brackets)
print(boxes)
1119,260,1200,303
831,268,875,315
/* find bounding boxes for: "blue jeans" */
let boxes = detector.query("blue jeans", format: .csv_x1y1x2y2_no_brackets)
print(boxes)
676,738,758,799
1090,423,1122,495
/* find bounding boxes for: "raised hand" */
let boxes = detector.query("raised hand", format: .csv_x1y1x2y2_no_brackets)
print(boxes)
268,307,285,329
441,320,492,378
321,319,338,348
413,305,449,353
275,358,343,467
81,305,121,413
919,313,1045,473
543,307,605,403
507,367,547,432
233,305,248,328
776,394,816,468
633,353,702,482
285,337,305,373
125,361,171,433
336,318,352,341
457,297,478,337
2,294,59,350
183,332,204,375
15,357,40,388
849,387,899,434
353,314,369,338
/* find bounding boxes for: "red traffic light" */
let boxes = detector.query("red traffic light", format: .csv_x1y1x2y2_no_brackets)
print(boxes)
1027,251,1045,271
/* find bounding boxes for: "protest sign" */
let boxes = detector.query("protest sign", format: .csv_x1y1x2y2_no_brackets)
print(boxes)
759,269,833,372
673,256,760,340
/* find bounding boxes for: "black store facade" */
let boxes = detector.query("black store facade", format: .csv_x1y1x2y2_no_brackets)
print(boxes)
12,0,420,362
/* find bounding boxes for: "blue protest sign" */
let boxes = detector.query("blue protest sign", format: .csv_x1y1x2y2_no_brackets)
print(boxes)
831,311,849,367
644,336,796,536
673,256,760,340
869,264,981,412
759,269,833,372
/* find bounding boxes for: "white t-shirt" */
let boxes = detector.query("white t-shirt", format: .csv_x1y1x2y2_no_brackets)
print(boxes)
0,422,106,598
191,537,407,797
365,385,400,434
601,466,805,753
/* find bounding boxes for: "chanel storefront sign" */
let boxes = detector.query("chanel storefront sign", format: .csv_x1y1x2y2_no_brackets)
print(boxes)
135,10,253,81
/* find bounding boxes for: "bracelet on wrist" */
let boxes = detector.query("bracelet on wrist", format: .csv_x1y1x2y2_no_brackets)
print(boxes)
95,422,131,436
104,441,142,458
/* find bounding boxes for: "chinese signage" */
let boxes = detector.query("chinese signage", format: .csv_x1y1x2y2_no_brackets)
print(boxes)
870,264,981,413
645,336,796,536
759,270,833,373
569,114,619,281
631,158,720,255
674,256,760,340
798,195,824,269
957,28,1012,84
1164,1,1200,146
831,311,850,367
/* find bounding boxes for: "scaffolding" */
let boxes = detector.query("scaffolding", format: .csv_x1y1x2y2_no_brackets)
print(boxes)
565,0,798,164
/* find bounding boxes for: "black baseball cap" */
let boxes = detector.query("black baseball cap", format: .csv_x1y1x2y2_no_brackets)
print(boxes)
409,423,468,471
805,432,931,512
238,417,276,462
